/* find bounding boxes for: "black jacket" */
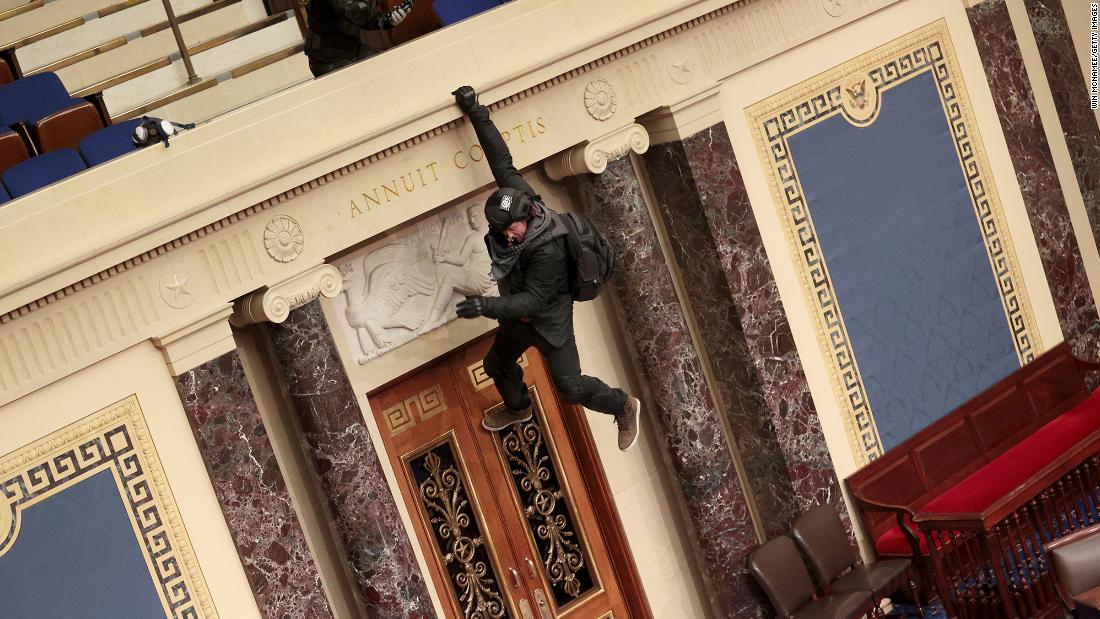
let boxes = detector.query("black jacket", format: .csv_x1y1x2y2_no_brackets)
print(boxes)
305,0,389,65
468,104,573,348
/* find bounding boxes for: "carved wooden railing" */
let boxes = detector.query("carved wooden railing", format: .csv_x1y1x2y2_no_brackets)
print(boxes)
915,433,1100,619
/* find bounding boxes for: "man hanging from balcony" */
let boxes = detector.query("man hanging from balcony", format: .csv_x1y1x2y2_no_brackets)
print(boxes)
305,0,414,77
450,85,642,451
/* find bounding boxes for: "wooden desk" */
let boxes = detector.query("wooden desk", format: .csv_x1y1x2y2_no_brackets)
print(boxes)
1074,585,1100,619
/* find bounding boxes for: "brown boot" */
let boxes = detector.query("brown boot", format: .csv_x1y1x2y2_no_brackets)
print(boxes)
482,402,533,431
616,396,641,451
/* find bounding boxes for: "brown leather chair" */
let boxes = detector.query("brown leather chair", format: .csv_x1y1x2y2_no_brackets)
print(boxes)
749,535,876,619
1047,523,1100,611
0,129,30,177
792,505,923,618
32,101,104,153
0,58,12,85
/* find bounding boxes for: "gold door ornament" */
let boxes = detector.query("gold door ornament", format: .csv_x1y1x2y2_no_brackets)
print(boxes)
494,396,595,608
414,444,510,619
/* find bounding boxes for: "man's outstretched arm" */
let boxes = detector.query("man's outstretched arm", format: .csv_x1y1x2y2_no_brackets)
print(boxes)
452,86,538,197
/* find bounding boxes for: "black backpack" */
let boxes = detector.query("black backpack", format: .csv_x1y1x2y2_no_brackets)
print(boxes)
558,211,616,301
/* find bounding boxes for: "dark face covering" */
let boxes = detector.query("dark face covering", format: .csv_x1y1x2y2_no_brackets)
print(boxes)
485,204,556,281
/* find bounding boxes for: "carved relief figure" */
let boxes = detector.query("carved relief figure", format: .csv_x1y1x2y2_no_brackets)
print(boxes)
340,244,435,363
336,202,497,364
421,205,495,333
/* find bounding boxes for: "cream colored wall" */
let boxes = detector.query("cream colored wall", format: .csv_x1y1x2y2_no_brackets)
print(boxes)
720,0,1065,553
0,341,262,618
321,169,714,618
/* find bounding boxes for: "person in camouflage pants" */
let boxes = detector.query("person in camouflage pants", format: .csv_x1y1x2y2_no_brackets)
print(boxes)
305,0,413,77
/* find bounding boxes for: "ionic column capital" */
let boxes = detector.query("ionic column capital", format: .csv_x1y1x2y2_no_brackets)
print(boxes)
544,123,651,180
231,264,342,327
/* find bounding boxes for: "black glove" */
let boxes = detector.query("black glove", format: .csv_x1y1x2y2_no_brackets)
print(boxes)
452,86,479,115
456,296,486,319
381,0,414,27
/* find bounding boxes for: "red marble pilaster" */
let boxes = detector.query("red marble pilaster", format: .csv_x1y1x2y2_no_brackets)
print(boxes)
263,299,434,619
577,157,766,618
174,351,335,619
1024,0,1100,247
969,0,1100,363
640,138,800,538
649,126,849,529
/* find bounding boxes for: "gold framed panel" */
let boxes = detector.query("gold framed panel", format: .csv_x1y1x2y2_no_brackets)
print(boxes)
746,20,1040,464
400,429,519,619
0,395,218,618
484,386,605,617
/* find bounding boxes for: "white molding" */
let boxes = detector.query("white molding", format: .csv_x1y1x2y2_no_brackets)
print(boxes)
152,305,236,376
544,124,651,180
641,85,726,144
231,264,343,327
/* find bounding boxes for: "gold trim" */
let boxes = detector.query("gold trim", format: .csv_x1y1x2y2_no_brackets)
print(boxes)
72,57,172,98
0,395,218,618
230,42,303,79
188,11,290,56
486,386,605,616
25,36,127,77
111,78,218,122
2,0,148,49
468,354,529,391
141,0,244,37
0,0,43,24
401,430,520,619
745,20,1041,464
28,0,249,79
382,383,447,436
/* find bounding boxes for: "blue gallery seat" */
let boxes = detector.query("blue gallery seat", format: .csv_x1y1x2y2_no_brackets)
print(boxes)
79,119,142,166
3,148,86,198
433,0,504,25
0,183,9,205
0,72,80,127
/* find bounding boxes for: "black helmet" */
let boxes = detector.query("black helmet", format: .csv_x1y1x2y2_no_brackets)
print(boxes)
484,187,534,233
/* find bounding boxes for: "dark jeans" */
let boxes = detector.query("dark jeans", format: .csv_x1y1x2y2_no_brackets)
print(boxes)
483,322,627,416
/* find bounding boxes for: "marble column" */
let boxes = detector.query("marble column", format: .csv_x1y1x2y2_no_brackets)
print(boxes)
1023,0,1100,246
175,352,336,619
263,299,434,619
968,0,1100,362
156,309,334,619
641,123,850,538
642,121,847,527
577,156,766,618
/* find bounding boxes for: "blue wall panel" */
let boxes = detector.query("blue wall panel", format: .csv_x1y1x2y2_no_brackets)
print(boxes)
786,70,1019,450
0,469,165,618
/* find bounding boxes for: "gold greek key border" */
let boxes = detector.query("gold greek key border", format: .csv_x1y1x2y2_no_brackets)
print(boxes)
0,395,218,618
746,20,1040,464
467,354,529,392
381,384,447,436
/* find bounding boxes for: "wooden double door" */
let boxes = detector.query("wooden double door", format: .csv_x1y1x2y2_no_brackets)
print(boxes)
368,335,632,619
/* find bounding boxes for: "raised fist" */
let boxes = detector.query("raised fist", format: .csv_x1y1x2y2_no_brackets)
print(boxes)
451,85,479,115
